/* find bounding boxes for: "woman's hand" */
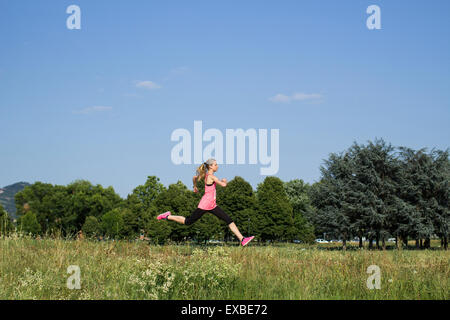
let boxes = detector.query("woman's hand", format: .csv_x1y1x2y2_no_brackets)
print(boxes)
221,178,227,183
193,186,198,193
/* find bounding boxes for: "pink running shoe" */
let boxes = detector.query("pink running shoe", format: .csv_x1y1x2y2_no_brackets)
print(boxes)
241,236,255,247
157,211,171,220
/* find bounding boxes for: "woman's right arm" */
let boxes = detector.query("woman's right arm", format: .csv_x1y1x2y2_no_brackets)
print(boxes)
192,175,199,192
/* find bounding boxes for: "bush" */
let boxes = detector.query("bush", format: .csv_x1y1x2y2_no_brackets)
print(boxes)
0,206,14,236
18,211,41,235
100,208,124,239
82,216,100,238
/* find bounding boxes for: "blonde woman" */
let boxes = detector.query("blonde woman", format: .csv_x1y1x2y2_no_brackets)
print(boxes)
157,158,255,246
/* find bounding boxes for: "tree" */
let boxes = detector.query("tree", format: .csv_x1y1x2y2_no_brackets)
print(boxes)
14,180,123,237
18,211,41,235
82,216,100,238
132,176,165,211
310,151,354,250
348,139,398,249
397,148,436,248
396,148,449,249
128,176,170,242
66,180,123,235
124,192,152,238
14,182,54,233
144,205,171,244
120,208,140,239
256,176,295,242
151,181,197,241
311,139,411,251
216,176,258,241
284,179,315,243
429,149,449,250
0,204,13,236
101,208,124,239
40,185,71,235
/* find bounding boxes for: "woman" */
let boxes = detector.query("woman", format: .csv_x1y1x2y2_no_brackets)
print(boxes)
157,158,255,246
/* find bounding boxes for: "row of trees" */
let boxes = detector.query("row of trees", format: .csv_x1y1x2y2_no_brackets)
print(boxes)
310,139,449,250
1,139,448,249
3,176,315,244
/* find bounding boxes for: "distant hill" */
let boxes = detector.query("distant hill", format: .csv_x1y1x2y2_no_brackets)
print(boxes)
0,182,31,219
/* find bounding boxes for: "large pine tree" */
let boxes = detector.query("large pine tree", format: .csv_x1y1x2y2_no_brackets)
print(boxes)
397,148,436,248
349,139,398,249
284,179,315,243
310,151,354,250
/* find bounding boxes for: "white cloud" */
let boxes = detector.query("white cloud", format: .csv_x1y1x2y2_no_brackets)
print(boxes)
269,92,323,103
136,80,161,90
269,94,291,103
291,93,322,101
123,93,141,98
162,66,190,81
73,106,112,115
170,66,189,74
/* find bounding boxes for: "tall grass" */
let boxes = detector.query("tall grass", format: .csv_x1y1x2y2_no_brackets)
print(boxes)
0,234,448,299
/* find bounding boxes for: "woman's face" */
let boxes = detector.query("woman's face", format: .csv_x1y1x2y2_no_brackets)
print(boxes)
210,161,218,172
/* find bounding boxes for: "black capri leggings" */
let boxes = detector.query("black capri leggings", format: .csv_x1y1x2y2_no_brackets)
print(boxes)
184,206,234,226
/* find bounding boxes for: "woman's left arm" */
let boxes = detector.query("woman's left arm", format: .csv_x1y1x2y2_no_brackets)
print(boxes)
213,176,227,187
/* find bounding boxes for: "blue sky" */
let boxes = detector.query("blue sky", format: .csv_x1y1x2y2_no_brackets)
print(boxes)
1,0,449,198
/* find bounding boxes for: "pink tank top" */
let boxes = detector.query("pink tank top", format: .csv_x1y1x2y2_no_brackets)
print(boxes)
197,172,217,210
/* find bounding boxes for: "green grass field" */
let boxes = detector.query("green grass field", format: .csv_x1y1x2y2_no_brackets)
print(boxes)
0,235,448,300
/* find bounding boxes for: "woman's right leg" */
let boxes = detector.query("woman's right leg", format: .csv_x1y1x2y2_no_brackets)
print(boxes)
228,222,244,242
210,206,244,241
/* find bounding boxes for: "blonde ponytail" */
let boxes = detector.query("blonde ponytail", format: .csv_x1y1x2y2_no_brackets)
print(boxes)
195,158,216,184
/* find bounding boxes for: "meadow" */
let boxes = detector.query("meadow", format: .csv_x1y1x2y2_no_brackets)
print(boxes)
0,235,448,300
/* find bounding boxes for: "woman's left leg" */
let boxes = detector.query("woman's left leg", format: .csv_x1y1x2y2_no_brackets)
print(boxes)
163,208,206,225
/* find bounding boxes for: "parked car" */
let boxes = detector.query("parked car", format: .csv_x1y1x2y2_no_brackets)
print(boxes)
315,239,329,244
387,238,396,242
293,239,302,244
329,239,342,243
